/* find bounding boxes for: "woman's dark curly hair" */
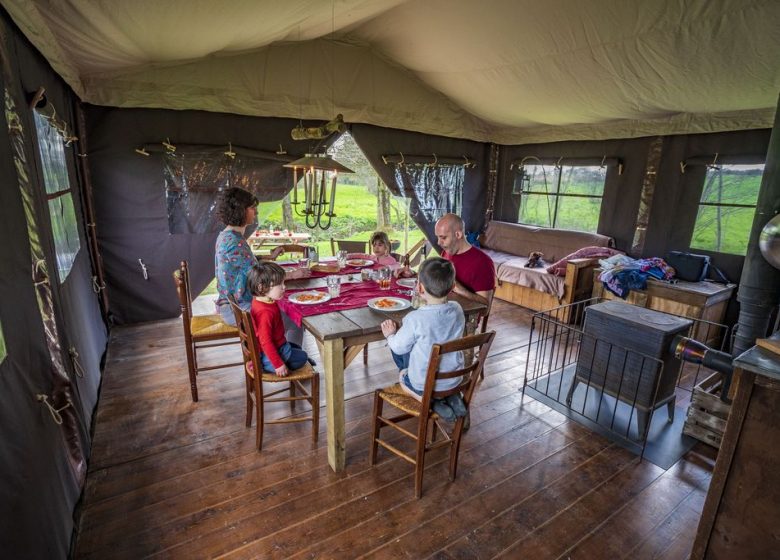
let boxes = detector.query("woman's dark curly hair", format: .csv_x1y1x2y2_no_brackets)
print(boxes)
217,187,258,227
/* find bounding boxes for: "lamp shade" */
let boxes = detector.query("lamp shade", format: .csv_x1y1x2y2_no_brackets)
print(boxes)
283,153,354,173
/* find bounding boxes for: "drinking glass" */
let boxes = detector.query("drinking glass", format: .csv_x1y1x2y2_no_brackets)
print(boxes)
377,266,391,290
326,275,341,297
361,268,372,282
337,250,348,268
298,257,310,269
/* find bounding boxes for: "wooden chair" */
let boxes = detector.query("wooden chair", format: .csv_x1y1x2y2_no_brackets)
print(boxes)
478,291,495,380
229,299,319,451
369,331,496,498
172,261,242,402
330,238,368,256
403,238,429,268
264,244,311,261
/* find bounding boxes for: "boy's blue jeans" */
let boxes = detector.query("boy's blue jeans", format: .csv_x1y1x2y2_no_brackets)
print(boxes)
391,350,410,372
261,342,308,373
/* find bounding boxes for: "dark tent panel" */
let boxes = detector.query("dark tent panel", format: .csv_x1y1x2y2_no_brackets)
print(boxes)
0,11,106,560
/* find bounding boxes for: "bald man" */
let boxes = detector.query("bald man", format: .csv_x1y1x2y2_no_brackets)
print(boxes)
434,213,496,306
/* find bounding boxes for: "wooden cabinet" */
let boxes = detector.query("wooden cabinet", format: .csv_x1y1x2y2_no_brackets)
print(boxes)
690,339,780,559
592,274,735,347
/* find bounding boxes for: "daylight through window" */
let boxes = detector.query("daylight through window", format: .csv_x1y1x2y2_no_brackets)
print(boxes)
33,111,80,282
516,164,606,232
690,164,763,255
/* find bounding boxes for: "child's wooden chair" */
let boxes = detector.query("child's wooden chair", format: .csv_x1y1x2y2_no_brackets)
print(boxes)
172,260,242,402
368,331,495,498
229,299,319,451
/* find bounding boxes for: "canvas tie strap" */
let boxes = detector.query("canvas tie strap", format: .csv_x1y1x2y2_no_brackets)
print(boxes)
36,393,72,425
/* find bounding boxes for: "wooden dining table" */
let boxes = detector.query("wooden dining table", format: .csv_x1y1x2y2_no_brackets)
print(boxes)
286,275,487,472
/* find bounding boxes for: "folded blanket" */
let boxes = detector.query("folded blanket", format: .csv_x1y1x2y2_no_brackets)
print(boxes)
545,246,624,276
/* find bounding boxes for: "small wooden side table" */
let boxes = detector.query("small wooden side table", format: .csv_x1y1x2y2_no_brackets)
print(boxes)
592,272,735,347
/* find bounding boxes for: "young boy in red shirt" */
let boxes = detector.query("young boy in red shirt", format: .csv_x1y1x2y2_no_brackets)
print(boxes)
247,262,309,376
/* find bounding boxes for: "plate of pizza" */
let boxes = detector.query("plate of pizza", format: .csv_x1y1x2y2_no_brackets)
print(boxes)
367,297,411,312
288,291,331,305
345,258,374,267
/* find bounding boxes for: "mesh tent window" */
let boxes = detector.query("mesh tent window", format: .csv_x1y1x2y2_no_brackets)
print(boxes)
33,111,80,282
390,160,466,223
163,147,292,234
690,163,764,255
512,158,613,232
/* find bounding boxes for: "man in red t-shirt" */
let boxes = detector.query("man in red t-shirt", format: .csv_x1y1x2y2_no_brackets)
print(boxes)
435,213,496,306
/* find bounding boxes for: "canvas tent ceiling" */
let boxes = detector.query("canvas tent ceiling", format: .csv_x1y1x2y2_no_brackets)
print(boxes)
2,0,779,144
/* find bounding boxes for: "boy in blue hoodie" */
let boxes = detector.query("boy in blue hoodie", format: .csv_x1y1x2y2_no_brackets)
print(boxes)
381,257,467,420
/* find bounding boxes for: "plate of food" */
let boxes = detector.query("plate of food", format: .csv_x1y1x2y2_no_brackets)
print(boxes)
288,291,331,305
346,258,374,267
396,278,417,289
367,297,411,312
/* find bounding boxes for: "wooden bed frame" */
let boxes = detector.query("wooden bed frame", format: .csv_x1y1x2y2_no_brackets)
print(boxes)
493,257,600,318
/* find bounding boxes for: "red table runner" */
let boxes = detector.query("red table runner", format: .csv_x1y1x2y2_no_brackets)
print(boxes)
279,278,412,326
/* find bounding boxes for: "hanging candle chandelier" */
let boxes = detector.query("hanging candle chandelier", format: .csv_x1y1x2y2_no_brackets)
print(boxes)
284,153,354,229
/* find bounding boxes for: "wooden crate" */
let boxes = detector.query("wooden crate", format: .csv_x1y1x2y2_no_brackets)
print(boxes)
683,372,731,449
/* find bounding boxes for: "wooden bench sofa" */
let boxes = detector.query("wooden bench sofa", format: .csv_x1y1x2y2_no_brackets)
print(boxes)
479,221,616,314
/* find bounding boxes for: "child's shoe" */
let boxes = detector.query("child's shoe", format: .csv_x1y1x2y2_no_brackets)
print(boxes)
431,399,456,422
445,393,468,417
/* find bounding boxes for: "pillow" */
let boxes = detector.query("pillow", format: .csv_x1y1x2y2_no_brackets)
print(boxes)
545,246,624,276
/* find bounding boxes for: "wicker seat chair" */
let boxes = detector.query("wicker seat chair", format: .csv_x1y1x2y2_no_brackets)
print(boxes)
229,299,319,451
368,331,495,498
172,261,242,402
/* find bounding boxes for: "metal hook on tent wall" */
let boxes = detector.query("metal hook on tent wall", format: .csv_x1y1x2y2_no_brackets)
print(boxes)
680,161,687,174
224,142,236,160
135,147,150,156
711,152,719,168
138,258,149,280
162,138,176,153
276,144,287,155
555,156,563,168
431,153,438,167
600,155,607,168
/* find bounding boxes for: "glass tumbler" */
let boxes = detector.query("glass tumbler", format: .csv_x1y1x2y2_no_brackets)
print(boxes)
377,266,391,290
326,275,341,298
337,250,348,268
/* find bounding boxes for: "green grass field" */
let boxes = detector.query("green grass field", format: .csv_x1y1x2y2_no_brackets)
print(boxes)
201,184,423,297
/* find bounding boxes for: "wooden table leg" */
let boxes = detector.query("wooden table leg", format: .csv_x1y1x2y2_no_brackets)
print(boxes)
323,338,346,472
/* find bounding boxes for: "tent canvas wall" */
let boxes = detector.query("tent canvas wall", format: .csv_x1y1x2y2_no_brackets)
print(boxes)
0,1,777,558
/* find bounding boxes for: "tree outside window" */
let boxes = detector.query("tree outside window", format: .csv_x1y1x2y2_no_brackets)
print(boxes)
516,164,606,232
690,164,763,255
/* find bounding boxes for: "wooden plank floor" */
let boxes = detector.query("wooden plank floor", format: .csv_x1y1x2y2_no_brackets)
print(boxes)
74,300,715,559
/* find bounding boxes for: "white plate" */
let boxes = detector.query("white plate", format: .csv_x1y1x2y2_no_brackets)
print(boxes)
288,290,331,305
367,296,411,312
346,258,374,267
396,278,417,288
